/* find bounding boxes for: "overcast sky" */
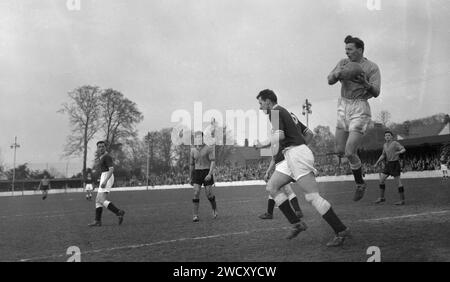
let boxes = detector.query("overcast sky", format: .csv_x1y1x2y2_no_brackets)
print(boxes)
1,0,449,175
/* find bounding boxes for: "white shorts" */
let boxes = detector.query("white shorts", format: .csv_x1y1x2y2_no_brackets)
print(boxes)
275,144,317,181
85,184,94,191
441,164,448,171
97,172,114,193
337,97,371,134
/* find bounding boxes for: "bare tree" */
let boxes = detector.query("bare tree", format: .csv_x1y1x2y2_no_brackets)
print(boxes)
99,89,144,150
59,85,101,177
376,110,392,128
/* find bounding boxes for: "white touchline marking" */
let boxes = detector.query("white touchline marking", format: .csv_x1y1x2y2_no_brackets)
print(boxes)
18,227,285,262
358,210,450,222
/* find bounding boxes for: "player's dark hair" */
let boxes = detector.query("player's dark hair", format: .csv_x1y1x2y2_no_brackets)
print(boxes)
96,140,106,146
344,35,364,52
256,89,277,103
384,130,393,136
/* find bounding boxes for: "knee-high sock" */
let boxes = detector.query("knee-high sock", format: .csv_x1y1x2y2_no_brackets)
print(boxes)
95,207,103,221
274,193,300,224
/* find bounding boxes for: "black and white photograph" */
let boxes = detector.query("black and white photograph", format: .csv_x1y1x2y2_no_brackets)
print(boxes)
0,0,449,268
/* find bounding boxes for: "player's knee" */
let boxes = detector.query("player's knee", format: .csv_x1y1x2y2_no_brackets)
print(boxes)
305,193,331,215
95,202,103,209
102,200,110,208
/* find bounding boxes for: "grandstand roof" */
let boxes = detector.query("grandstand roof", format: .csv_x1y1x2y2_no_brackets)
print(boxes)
361,134,450,151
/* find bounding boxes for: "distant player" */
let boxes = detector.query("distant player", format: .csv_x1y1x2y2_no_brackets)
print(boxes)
190,131,217,222
374,131,406,205
37,174,51,200
257,89,349,246
328,35,381,201
84,170,94,200
88,141,125,227
257,113,313,220
440,156,448,179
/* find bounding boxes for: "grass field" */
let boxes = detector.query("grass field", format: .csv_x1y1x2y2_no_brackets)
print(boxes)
0,178,449,262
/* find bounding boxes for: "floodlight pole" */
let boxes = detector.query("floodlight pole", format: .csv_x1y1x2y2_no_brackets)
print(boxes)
10,136,20,194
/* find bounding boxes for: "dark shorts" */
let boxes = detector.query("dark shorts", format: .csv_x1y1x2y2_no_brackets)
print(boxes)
382,161,401,177
193,169,214,187
41,185,49,191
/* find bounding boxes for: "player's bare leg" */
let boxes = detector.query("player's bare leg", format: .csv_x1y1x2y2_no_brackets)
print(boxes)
192,184,201,222
394,176,405,205
293,173,350,247
205,185,218,218
266,171,307,239
375,173,389,204
344,131,367,201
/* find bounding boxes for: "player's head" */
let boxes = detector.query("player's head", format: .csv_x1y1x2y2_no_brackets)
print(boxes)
257,89,277,114
193,131,203,146
384,130,394,141
96,140,107,153
344,35,364,62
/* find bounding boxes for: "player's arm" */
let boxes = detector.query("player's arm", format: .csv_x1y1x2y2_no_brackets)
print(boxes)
328,60,344,85
255,139,271,149
395,143,406,156
264,158,276,182
189,149,195,180
374,150,386,167
354,65,381,98
48,180,51,189
302,128,314,145
205,147,216,181
37,181,41,191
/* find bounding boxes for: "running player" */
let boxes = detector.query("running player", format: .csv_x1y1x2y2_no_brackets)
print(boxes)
328,35,381,201
84,170,94,200
374,131,406,205
257,113,313,220
37,174,51,200
88,141,125,227
190,131,217,222
257,89,350,246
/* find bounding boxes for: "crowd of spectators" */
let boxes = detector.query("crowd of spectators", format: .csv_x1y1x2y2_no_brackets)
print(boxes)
130,152,445,186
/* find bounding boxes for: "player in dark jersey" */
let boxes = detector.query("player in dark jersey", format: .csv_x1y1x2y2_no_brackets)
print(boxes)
257,113,313,220
374,131,406,205
84,170,94,200
257,89,350,247
38,174,51,200
88,141,125,227
190,131,217,222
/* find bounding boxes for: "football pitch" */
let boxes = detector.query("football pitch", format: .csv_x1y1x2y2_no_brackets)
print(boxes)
1,178,449,262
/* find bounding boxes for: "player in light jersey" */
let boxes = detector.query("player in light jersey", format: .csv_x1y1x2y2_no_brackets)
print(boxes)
328,35,381,201
374,131,407,205
190,131,217,222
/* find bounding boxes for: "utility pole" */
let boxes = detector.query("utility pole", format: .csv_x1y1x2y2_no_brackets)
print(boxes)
10,136,20,194
146,132,150,190
302,99,312,128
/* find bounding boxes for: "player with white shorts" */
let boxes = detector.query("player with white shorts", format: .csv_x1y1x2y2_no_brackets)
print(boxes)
88,141,125,227
328,35,381,202
257,89,350,247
